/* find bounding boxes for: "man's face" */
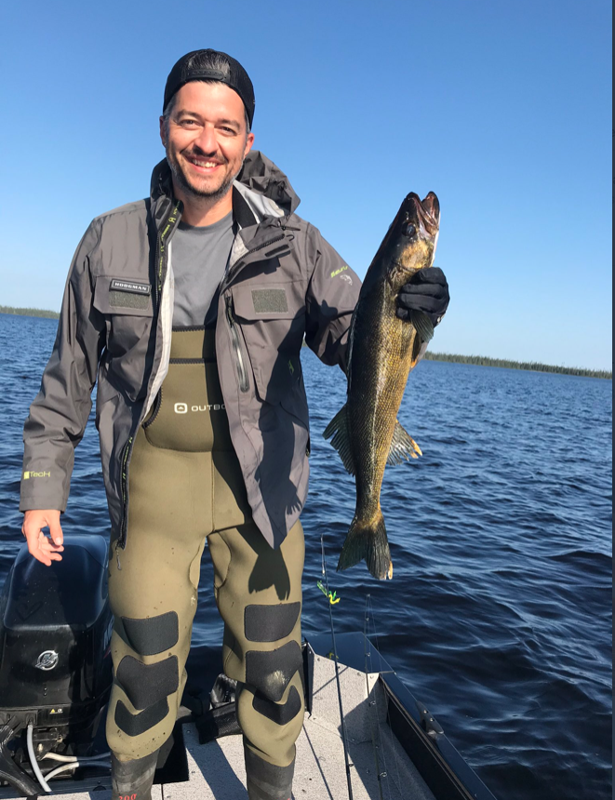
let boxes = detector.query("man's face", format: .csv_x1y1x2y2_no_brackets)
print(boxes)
160,81,254,201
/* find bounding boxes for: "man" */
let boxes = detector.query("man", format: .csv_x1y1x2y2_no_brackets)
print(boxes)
20,50,449,800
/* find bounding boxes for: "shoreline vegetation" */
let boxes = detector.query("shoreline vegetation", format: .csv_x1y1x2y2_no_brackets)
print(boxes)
2,306,611,380
1,305,60,320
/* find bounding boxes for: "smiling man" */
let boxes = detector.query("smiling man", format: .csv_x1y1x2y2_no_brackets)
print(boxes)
20,49,449,800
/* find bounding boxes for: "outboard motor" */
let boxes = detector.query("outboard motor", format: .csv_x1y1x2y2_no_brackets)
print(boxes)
0,535,113,795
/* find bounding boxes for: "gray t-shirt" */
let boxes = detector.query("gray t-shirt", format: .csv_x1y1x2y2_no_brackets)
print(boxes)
171,211,235,327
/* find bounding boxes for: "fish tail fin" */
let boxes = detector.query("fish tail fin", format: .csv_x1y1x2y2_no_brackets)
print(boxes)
323,404,355,475
337,510,393,580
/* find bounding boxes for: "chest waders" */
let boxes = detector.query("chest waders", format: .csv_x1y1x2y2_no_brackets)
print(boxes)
106,327,303,799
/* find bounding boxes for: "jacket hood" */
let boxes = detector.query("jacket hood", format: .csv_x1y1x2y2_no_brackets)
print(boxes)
150,150,300,222
236,150,300,216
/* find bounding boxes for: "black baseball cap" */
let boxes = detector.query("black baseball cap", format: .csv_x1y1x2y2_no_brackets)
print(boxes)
163,49,255,128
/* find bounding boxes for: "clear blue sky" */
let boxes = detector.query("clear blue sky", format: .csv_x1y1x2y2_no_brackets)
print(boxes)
1,0,611,369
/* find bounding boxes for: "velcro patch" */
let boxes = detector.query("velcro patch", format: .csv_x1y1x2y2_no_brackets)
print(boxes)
115,697,169,737
121,612,179,656
109,291,150,310
116,655,179,710
244,602,300,643
251,288,288,314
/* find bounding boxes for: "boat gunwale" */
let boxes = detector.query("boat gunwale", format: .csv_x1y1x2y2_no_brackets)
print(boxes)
304,631,498,800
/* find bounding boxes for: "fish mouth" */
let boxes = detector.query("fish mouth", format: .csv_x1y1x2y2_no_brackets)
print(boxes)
409,192,440,237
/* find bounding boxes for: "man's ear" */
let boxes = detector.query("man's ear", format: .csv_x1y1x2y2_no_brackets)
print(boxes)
244,131,255,159
159,116,167,148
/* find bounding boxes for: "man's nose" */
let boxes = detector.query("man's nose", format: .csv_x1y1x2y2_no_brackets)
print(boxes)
194,124,218,154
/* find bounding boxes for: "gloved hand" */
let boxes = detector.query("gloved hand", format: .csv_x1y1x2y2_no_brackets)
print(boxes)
396,267,449,326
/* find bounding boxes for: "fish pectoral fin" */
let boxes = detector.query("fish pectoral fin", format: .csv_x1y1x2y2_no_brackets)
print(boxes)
323,404,356,475
410,310,434,343
387,420,423,466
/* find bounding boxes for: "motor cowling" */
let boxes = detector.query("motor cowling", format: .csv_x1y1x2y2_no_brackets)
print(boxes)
0,534,113,740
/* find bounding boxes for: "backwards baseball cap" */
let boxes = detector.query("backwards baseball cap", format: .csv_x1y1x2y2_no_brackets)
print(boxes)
163,49,255,128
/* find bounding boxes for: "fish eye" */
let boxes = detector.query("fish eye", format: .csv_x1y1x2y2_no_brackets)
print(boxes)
404,223,416,238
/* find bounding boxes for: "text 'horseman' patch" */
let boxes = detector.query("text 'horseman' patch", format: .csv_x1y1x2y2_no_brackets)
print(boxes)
109,279,151,310
110,279,151,295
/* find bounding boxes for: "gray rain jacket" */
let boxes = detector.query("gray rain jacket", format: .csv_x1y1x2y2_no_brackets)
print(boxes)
21,152,361,550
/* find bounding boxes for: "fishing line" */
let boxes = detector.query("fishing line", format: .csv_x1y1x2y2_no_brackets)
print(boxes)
363,598,386,800
319,529,354,800
366,593,403,797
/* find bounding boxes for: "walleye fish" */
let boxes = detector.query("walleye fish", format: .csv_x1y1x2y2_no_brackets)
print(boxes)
324,192,440,580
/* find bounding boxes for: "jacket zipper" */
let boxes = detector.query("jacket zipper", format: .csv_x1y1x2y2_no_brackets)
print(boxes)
222,230,288,395
225,296,249,392
117,202,181,553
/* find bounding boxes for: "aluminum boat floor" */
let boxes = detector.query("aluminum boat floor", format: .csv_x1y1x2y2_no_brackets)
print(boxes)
50,651,434,800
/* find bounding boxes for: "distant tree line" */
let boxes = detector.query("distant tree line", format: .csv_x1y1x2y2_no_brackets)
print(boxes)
2,307,610,379
1,305,59,319
423,351,611,380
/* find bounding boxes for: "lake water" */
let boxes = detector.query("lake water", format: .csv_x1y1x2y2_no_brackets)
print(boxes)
0,313,611,799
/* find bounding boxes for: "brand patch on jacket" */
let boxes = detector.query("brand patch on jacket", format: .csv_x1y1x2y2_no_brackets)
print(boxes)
109,279,151,310
251,288,288,314
23,471,51,479
110,279,151,295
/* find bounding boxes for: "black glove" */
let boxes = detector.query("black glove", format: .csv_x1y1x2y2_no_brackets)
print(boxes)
396,267,449,326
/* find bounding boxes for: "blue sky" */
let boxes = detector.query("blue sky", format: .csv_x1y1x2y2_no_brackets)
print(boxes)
1,0,611,369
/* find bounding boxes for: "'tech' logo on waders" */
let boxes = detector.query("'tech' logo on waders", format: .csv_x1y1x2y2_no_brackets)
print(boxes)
23,471,51,479
174,403,226,414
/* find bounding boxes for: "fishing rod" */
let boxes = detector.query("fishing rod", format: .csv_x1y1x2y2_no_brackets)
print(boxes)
364,593,403,798
319,530,354,800
363,598,386,800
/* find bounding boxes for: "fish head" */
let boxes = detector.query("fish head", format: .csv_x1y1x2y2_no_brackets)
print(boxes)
376,192,440,290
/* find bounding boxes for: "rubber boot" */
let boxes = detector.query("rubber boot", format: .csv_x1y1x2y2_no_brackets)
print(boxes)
245,746,294,800
111,750,159,800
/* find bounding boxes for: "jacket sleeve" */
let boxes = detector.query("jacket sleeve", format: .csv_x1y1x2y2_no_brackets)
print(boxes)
20,221,106,513
304,225,361,372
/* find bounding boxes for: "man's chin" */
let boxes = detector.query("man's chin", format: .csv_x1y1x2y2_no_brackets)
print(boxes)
179,172,231,201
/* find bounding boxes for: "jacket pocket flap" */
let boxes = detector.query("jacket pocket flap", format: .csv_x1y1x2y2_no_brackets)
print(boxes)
232,283,296,320
94,276,153,316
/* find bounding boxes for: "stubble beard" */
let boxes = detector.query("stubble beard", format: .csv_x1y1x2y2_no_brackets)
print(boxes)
166,146,241,203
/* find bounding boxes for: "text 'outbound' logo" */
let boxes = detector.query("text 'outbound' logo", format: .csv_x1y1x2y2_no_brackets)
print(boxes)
174,403,225,414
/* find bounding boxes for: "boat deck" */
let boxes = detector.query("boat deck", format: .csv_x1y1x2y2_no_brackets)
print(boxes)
53,651,435,800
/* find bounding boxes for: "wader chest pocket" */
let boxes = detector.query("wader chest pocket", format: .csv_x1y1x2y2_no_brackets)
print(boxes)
230,283,305,404
144,329,233,453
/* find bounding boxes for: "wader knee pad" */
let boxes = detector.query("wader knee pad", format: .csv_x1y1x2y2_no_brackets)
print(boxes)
245,641,303,703
113,617,181,739
237,671,304,768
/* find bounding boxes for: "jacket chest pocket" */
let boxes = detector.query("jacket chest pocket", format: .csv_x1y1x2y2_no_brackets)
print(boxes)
230,282,306,404
93,276,154,358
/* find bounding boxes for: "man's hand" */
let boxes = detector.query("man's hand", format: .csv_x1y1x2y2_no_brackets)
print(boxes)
396,266,449,325
22,510,64,566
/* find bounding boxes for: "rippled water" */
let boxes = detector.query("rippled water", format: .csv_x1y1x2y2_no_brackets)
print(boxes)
0,313,611,799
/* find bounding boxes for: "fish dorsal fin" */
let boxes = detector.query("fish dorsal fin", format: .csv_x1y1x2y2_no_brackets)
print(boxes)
323,404,356,475
410,310,435,343
387,420,422,465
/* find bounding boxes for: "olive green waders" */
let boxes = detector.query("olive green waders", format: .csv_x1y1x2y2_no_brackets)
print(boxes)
106,327,304,797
